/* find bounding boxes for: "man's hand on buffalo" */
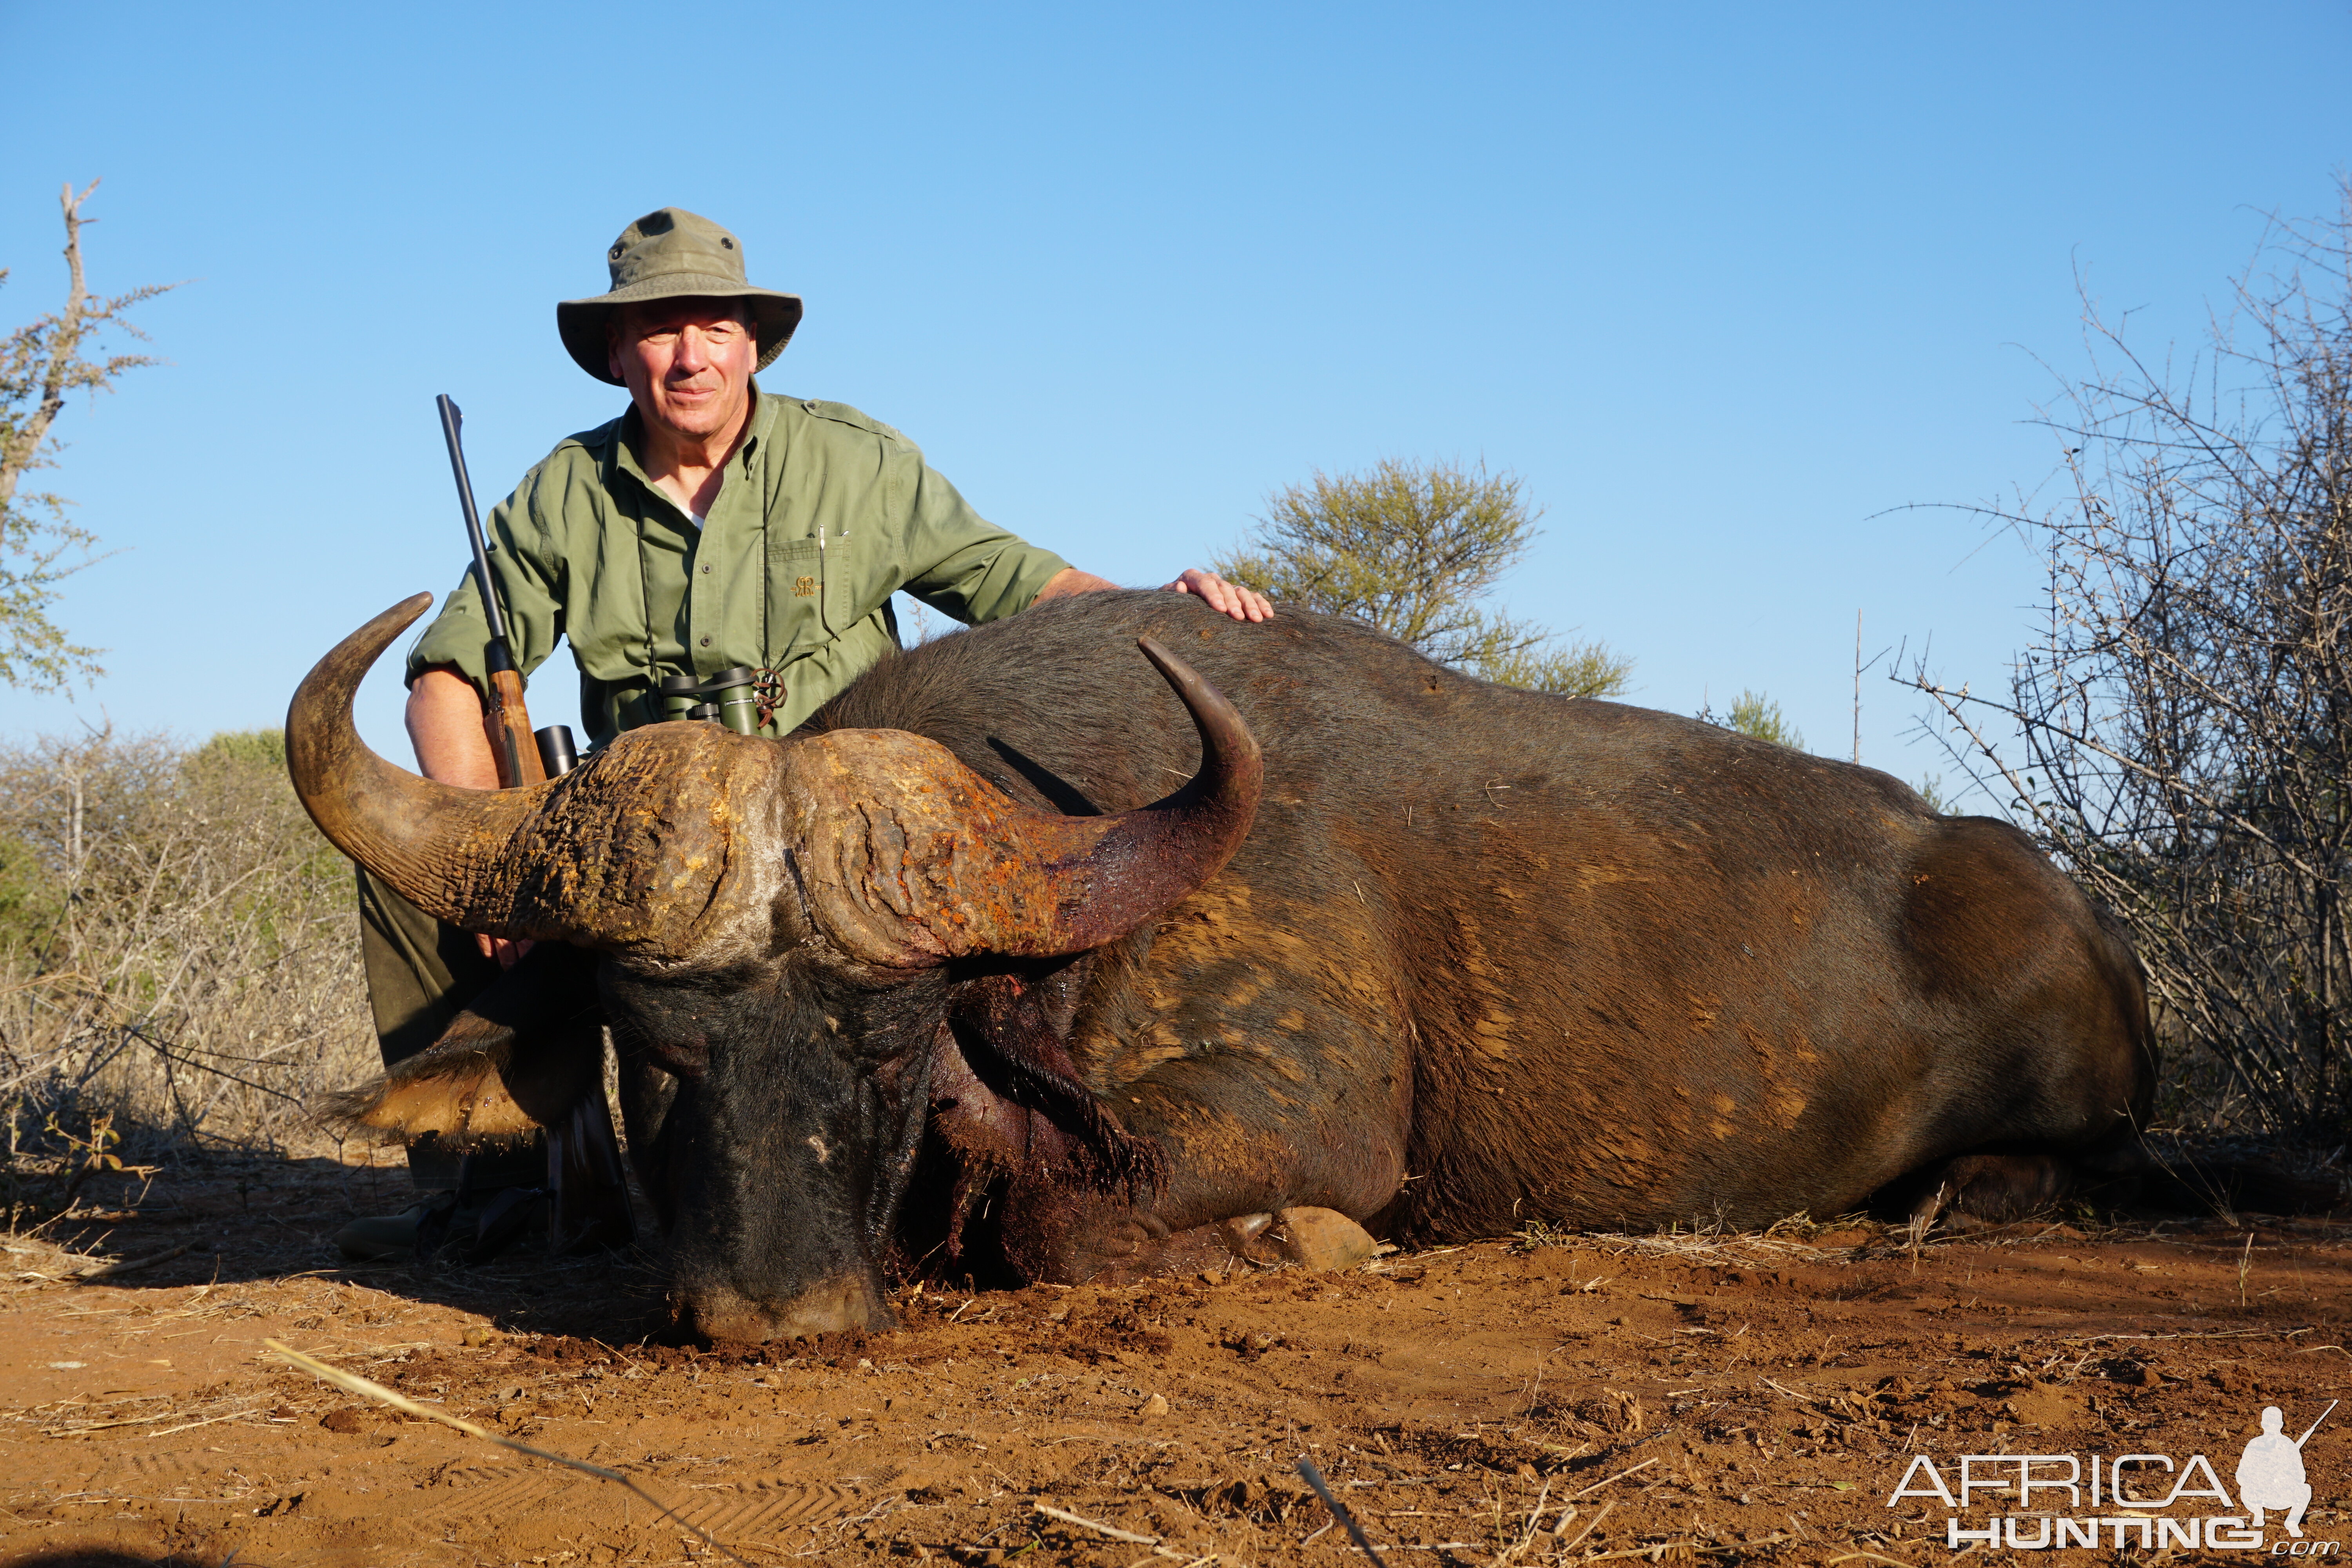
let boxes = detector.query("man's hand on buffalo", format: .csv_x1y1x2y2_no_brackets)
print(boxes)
1163,567,1273,622
1035,565,1273,622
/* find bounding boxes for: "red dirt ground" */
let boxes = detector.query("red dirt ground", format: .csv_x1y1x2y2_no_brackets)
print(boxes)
4,1151,2349,1566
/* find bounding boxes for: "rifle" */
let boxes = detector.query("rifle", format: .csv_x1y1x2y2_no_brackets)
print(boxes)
435,397,618,1254
436,395,574,782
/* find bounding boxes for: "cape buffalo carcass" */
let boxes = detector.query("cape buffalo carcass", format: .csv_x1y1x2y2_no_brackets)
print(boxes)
288,590,2154,1340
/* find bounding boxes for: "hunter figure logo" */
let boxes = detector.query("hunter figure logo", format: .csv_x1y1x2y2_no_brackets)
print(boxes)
2241,1403,2329,1537
1886,1400,2337,1553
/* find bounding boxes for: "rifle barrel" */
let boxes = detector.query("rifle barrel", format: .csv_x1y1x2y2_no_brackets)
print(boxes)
434,394,544,788
436,394,514,653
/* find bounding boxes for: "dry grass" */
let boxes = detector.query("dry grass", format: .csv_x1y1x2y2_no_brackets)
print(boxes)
1508,1214,1904,1271
0,726,373,1227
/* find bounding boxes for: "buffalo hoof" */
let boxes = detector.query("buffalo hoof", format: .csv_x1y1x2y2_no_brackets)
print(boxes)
1270,1207,1380,1270
1218,1207,1379,1272
674,1277,889,1342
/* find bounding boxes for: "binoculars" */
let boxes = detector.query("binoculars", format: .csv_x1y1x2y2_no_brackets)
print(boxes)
524,671,758,787
658,668,761,735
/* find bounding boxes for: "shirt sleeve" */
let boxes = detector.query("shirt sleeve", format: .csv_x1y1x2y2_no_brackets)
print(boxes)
404,466,566,694
887,442,1071,625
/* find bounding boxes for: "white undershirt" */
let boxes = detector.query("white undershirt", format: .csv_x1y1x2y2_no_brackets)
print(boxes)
647,480,706,531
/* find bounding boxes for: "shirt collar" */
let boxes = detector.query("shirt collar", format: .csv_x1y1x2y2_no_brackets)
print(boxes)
611,381,773,514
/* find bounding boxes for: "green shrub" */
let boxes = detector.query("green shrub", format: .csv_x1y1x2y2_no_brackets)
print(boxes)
1216,458,1633,697
1699,690,1805,751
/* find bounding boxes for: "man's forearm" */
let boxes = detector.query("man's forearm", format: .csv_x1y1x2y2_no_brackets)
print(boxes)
406,666,503,789
407,666,532,965
1033,566,1121,601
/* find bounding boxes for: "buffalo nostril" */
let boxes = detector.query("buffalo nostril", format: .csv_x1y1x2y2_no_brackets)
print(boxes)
676,1276,889,1343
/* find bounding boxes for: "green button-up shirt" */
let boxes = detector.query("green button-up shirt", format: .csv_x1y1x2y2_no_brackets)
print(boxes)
408,387,1071,745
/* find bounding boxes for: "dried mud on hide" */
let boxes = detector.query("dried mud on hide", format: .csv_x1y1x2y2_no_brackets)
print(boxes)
4,1152,2352,1565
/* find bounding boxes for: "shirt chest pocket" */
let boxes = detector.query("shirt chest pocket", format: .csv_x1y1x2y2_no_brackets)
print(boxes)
766,536,824,648
768,522,870,641
766,529,868,639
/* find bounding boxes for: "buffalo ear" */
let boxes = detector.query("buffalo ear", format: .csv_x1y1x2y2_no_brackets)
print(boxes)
318,944,605,1145
948,973,1167,1200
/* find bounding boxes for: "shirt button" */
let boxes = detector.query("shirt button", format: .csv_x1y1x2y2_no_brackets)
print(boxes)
699,635,713,648
701,563,711,574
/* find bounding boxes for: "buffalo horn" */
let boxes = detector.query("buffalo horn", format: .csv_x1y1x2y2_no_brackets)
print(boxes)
1001,636,1264,953
287,595,779,959
294,602,1262,966
283,594,551,928
799,637,1264,964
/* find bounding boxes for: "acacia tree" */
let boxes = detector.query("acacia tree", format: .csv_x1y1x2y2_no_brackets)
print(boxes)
1902,191,2352,1139
0,181,174,691
1214,457,1632,697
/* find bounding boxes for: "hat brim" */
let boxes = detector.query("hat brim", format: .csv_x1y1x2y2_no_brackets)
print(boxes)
556,276,803,386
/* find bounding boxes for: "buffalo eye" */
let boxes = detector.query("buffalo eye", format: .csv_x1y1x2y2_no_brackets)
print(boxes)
635,1031,709,1079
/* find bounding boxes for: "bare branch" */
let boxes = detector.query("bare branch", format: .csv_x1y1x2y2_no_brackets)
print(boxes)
0,180,178,691
1896,184,2352,1136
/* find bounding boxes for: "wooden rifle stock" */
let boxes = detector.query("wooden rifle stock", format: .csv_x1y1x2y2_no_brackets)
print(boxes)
484,659,546,788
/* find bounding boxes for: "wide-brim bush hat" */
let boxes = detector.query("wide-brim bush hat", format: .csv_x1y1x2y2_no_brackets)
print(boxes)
557,207,802,386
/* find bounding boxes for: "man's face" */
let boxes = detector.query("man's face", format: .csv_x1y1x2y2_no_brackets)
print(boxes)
608,298,758,444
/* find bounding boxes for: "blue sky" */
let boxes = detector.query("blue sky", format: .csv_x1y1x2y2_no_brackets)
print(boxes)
2,2,2345,798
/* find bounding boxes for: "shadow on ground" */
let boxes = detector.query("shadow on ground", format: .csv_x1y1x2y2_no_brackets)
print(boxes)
9,1150,670,1344
11,1130,2344,1355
